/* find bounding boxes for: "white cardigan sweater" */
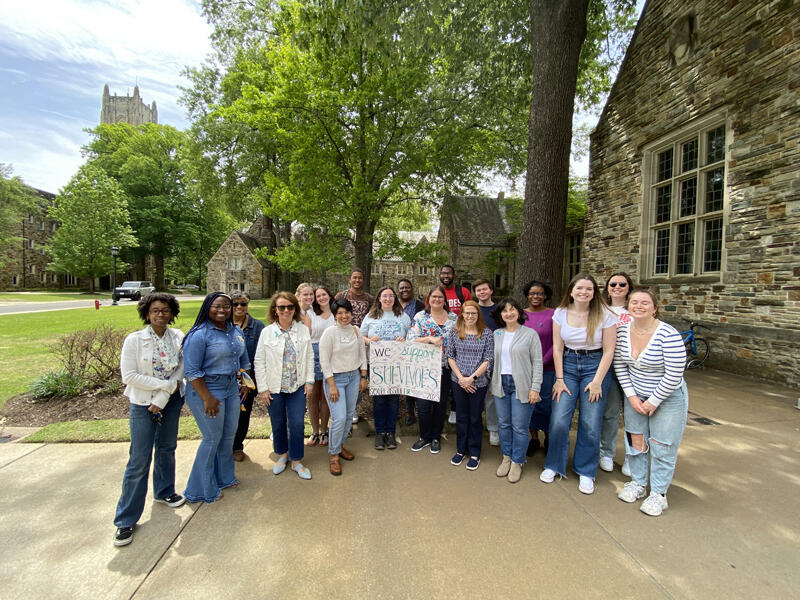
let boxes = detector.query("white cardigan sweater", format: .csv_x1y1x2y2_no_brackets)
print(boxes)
120,327,185,409
254,320,315,394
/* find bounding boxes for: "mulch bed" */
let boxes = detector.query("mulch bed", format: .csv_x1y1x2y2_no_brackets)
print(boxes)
0,389,269,428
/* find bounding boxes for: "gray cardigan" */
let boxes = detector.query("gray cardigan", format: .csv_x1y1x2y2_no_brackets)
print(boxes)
490,325,543,400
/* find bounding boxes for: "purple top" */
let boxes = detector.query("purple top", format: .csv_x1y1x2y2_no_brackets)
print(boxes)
523,308,555,371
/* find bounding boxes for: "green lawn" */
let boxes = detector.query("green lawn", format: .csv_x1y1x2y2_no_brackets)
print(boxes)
0,298,272,409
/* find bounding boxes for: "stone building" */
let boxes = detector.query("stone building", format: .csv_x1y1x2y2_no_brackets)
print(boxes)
0,189,84,290
585,0,799,386
369,231,438,294
101,84,157,126
206,217,275,298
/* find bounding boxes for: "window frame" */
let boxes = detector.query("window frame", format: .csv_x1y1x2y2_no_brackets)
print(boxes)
640,111,729,284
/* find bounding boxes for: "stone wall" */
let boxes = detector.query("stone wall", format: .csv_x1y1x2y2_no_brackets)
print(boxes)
586,0,800,387
206,234,267,298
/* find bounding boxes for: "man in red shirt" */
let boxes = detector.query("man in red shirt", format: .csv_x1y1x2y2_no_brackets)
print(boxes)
439,265,472,316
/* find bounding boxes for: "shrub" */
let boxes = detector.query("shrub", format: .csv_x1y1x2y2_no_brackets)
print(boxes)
30,369,85,400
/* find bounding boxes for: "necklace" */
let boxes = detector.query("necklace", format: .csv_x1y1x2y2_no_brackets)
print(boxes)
632,322,658,335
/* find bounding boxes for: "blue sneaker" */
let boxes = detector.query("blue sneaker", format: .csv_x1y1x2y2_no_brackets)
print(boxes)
466,457,480,471
450,453,464,466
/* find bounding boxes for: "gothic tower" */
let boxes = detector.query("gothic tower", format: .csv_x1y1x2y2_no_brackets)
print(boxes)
100,84,158,126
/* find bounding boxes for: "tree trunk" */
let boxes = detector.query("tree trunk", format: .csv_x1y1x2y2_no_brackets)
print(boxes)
154,254,165,290
353,219,377,292
134,255,146,280
515,0,589,298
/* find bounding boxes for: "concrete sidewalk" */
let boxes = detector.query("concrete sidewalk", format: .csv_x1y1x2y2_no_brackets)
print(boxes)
0,369,797,599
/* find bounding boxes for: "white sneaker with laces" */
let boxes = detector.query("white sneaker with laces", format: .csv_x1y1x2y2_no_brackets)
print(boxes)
539,468,556,483
617,481,647,503
640,492,669,516
448,411,456,424
489,431,499,446
352,414,359,424
621,458,631,477
578,475,595,494
599,456,614,472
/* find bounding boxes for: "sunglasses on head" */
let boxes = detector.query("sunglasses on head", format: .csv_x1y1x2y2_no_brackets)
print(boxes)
609,282,628,288
232,302,249,307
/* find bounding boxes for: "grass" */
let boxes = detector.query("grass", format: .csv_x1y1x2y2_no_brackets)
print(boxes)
0,298,272,409
23,417,278,443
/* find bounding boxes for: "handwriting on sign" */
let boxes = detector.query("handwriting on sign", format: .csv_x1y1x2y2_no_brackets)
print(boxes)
369,341,443,402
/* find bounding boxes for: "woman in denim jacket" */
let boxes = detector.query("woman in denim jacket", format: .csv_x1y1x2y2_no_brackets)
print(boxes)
183,292,250,503
254,291,315,480
113,293,186,547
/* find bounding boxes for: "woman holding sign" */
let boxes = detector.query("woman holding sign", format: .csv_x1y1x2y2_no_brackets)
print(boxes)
319,298,368,476
360,287,411,451
407,287,457,455
446,301,493,470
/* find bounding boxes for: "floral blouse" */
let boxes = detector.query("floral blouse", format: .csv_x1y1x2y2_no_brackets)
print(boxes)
407,310,457,365
279,329,298,392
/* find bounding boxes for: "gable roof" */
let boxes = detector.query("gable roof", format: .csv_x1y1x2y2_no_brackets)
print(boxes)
235,231,271,268
443,195,511,246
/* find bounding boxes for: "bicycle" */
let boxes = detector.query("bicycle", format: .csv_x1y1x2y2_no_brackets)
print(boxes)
680,320,710,369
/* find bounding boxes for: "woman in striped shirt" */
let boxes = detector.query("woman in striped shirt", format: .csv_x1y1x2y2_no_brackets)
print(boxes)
613,289,688,517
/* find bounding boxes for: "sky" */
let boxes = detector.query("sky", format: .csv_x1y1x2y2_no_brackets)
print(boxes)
0,0,644,197
0,0,213,193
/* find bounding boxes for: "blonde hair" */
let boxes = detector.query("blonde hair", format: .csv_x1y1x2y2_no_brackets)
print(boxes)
455,300,488,340
557,273,612,344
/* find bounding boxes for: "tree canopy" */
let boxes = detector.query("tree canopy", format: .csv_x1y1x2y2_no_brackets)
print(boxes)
46,165,137,292
0,164,38,267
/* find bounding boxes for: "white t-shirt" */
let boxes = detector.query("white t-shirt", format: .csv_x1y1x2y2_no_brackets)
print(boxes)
500,331,516,374
553,307,617,350
309,311,335,343
609,305,632,326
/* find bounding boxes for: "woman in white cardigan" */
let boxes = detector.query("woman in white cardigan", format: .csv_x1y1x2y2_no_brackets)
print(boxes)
113,293,186,547
254,291,315,480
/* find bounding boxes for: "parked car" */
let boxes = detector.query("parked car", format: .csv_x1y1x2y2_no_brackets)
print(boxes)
174,284,200,291
113,281,155,301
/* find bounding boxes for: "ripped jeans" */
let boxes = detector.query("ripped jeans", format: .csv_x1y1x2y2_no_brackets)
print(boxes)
622,382,688,495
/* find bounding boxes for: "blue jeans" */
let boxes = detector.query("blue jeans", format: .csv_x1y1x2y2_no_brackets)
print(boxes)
325,370,359,455
599,372,625,460
373,394,399,434
184,374,240,503
623,382,688,494
544,351,611,479
494,375,534,465
114,391,183,527
417,366,451,442
267,386,307,461
529,370,555,433
484,387,498,433
453,384,485,457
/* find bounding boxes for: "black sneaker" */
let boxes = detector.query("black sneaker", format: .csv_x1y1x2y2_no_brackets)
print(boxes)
386,433,397,449
114,526,134,547
430,439,441,454
404,413,416,426
154,493,186,508
374,433,386,450
411,438,430,452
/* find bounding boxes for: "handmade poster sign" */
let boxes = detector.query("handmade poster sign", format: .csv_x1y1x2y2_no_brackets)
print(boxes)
369,341,442,401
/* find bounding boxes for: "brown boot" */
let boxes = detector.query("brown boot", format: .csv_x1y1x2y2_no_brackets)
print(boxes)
329,455,342,476
339,446,355,461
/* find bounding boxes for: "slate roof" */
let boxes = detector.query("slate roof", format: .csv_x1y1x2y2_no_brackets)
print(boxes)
235,231,272,268
444,196,511,246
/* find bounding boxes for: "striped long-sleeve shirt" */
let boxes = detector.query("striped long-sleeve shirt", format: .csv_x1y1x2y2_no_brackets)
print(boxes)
613,322,686,408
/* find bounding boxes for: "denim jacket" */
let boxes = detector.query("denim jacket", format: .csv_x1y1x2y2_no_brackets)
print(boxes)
183,321,250,381
240,315,266,367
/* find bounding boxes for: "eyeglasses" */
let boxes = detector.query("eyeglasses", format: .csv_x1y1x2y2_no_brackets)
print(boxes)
149,309,171,315
527,291,546,297
275,305,295,311
608,282,628,288
232,302,249,307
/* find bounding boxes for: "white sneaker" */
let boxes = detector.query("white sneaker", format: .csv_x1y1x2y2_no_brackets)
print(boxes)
352,414,359,424
448,412,456,424
599,456,614,472
617,481,647,503
489,431,499,446
640,492,668,516
539,468,556,483
578,475,595,494
621,458,631,477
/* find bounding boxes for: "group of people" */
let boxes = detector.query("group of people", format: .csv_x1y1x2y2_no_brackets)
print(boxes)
112,266,690,546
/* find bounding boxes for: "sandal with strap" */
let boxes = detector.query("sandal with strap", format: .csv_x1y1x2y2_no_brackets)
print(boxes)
292,463,312,480
305,433,320,447
319,432,329,446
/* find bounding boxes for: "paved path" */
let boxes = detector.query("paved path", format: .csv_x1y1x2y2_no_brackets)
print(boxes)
0,370,797,599
0,296,196,315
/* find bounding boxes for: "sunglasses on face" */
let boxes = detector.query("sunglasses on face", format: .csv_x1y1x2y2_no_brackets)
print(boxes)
232,302,249,307
609,282,628,288
275,305,295,311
